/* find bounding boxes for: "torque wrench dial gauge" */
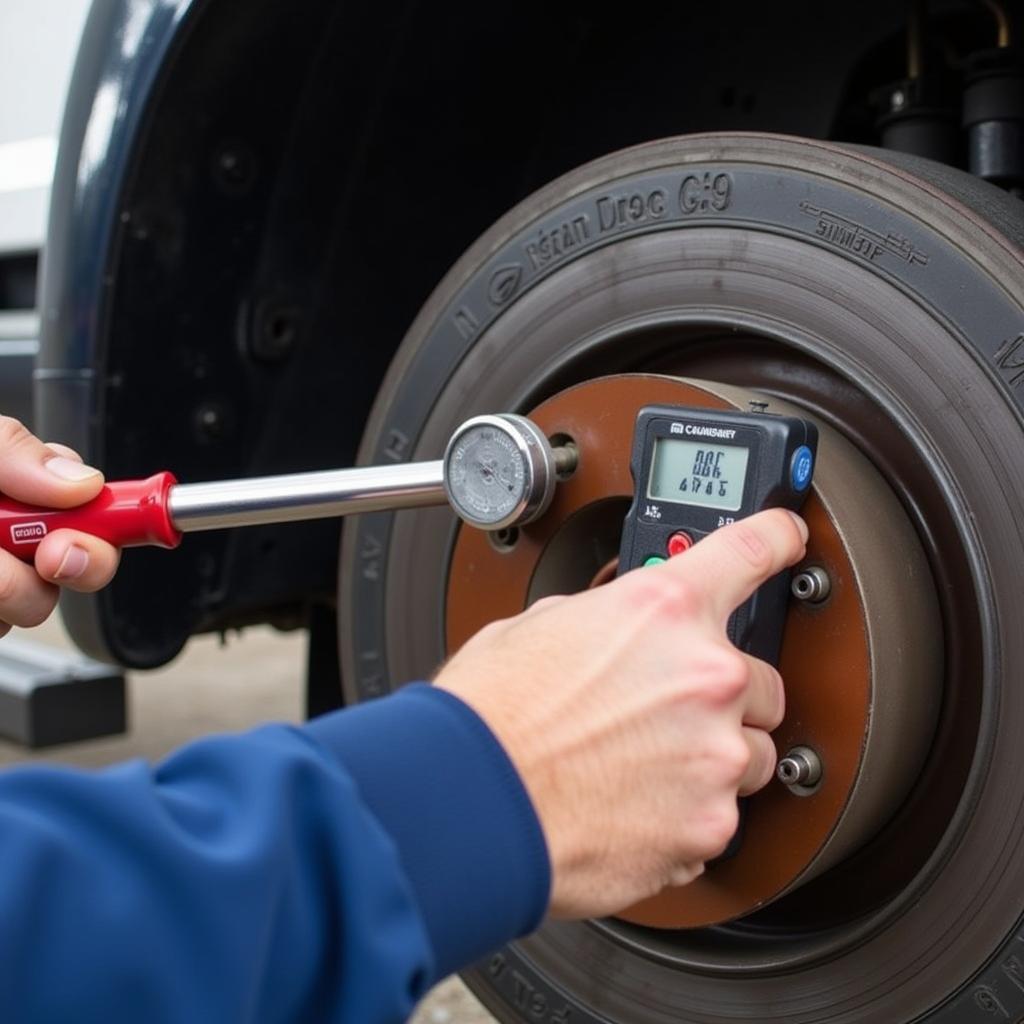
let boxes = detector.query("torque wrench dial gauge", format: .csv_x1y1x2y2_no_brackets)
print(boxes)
443,414,562,531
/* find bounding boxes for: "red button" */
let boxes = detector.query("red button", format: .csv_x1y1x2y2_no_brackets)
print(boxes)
667,531,693,557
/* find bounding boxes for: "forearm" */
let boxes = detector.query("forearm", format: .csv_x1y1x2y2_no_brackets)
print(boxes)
0,684,549,1023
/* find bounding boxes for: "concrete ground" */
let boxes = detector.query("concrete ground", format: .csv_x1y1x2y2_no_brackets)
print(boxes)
0,615,496,1024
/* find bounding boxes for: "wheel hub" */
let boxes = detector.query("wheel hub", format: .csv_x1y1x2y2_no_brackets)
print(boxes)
445,373,942,927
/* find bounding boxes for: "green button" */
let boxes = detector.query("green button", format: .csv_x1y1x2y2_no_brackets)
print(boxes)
644,556,667,567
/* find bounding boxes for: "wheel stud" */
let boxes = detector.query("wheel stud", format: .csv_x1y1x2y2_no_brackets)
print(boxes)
792,566,831,603
777,746,823,789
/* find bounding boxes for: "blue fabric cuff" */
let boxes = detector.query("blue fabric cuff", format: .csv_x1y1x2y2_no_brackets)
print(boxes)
304,684,551,980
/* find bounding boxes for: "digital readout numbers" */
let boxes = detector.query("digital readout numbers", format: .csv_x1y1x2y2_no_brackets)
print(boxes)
680,449,730,498
648,439,750,512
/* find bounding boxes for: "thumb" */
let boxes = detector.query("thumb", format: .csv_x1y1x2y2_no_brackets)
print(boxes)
0,419,105,509
661,508,808,625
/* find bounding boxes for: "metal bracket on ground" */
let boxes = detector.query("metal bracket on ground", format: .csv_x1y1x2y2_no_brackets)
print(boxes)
0,637,126,748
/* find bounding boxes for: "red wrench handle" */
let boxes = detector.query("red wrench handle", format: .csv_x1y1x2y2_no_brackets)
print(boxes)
0,472,181,562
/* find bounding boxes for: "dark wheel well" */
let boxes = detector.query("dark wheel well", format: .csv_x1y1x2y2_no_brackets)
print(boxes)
45,0,992,665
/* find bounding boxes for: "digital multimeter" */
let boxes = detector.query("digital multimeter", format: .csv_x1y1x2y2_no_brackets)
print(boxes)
617,404,818,665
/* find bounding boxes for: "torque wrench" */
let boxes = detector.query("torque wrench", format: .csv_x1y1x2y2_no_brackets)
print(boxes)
0,415,577,561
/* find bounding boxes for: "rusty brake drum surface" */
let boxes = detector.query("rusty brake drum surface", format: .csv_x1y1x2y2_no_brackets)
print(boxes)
445,373,942,930
340,134,1024,1022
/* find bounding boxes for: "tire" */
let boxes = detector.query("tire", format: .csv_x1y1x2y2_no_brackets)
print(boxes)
339,133,1024,1022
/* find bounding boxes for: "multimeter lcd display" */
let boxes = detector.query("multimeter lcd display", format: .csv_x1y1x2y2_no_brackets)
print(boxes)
647,437,751,511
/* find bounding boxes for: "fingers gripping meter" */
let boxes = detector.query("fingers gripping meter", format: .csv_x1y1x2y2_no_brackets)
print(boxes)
617,405,818,664
617,404,817,861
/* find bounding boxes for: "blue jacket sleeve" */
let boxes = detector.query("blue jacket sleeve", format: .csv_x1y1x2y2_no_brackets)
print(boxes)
0,683,550,1024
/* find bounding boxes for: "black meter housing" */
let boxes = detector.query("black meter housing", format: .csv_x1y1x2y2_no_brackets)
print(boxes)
617,404,818,665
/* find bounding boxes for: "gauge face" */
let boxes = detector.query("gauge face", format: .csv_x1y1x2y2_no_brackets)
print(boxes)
444,422,528,527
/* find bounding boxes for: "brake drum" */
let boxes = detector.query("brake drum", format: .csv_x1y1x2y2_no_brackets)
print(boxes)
446,373,942,927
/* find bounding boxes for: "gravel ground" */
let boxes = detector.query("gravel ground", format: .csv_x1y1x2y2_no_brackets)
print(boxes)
0,616,496,1023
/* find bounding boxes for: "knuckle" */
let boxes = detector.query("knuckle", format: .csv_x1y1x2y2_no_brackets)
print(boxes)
626,568,702,621
622,570,662,607
0,561,53,627
0,416,31,452
653,573,702,620
716,735,752,784
723,521,774,574
15,591,56,628
0,562,21,607
755,734,779,787
703,802,741,856
767,667,786,729
773,507,808,550
619,573,664,619
721,647,749,685
669,861,703,888
703,648,749,704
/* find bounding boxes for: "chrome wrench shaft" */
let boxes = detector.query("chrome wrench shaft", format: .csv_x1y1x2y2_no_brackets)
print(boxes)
168,461,447,532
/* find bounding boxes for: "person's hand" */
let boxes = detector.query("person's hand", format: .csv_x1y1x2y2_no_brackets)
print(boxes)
0,417,119,637
435,508,807,919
